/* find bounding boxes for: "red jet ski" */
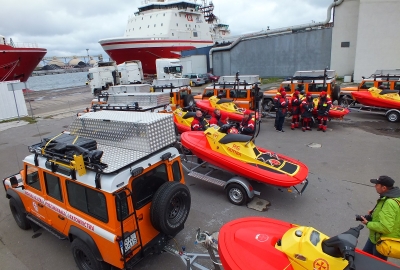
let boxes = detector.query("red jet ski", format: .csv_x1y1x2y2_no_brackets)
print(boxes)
351,87,400,109
196,96,258,122
219,217,400,270
180,127,308,188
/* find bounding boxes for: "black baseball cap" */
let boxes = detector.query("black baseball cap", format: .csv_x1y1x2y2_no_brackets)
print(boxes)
370,176,395,187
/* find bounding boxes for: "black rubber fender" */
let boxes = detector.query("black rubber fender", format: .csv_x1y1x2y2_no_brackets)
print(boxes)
68,226,103,261
6,189,26,213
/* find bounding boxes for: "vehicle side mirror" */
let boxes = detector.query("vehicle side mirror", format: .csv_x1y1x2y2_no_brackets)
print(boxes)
10,176,20,188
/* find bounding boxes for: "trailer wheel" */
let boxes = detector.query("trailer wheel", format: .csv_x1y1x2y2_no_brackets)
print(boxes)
9,198,31,230
183,94,195,107
71,238,109,270
226,183,248,205
387,111,400,122
151,182,191,236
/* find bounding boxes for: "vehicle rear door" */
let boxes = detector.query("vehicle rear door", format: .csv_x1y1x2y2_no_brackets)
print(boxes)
130,163,169,245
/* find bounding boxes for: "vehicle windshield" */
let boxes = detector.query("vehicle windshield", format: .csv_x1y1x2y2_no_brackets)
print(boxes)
169,66,182,74
87,73,93,80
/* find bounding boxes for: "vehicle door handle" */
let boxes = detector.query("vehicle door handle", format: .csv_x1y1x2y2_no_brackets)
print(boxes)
37,203,44,208
58,215,65,220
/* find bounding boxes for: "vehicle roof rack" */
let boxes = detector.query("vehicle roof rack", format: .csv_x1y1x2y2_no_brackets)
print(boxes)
92,103,170,113
365,69,400,80
29,111,176,174
97,92,170,106
291,70,336,81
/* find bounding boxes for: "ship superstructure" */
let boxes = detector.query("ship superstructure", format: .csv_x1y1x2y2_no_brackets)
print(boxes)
99,0,229,74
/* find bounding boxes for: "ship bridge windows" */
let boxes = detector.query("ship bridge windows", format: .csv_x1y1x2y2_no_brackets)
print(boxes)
193,32,198,37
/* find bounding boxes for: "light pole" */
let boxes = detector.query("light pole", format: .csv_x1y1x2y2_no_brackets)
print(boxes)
86,49,90,66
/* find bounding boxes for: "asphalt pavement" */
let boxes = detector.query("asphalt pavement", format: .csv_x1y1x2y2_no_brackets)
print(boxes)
0,84,399,269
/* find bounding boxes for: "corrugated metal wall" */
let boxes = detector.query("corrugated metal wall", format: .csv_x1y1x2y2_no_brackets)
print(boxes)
181,46,213,72
212,28,333,78
0,81,28,121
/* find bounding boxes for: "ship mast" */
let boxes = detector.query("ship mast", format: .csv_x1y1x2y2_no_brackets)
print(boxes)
200,0,216,24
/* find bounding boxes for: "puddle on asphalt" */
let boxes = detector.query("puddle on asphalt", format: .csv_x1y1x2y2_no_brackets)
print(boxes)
307,143,322,148
376,128,400,133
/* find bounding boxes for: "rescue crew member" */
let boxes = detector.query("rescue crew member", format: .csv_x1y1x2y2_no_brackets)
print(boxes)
301,93,314,131
239,109,255,135
360,176,400,261
274,87,284,130
290,90,301,130
317,91,332,132
191,110,208,131
276,91,288,132
209,109,227,127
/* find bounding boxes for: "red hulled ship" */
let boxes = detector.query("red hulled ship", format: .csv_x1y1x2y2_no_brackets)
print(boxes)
99,0,230,75
0,35,47,83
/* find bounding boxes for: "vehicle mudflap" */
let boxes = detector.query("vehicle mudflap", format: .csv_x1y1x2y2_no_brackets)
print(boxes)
68,226,103,261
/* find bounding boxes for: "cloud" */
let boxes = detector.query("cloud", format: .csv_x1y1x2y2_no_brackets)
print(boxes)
0,0,334,58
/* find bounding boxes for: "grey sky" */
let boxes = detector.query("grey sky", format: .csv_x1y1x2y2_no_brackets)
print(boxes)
0,0,335,59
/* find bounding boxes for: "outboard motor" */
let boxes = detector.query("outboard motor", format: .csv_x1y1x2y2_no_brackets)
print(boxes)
322,225,364,270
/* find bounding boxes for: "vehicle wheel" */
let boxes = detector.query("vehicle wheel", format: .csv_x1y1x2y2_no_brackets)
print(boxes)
338,96,351,107
183,94,195,107
332,85,340,101
151,182,191,236
262,99,274,112
9,198,31,230
387,111,400,122
226,183,248,206
93,89,100,96
71,238,109,270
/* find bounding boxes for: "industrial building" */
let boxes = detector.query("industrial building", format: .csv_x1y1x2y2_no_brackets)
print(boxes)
202,0,399,82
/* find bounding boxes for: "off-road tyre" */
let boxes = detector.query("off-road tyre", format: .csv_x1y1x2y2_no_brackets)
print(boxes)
9,197,31,230
183,94,195,107
226,183,248,206
332,85,340,101
151,182,191,236
71,238,109,270
338,95,351,107
262,99,274,112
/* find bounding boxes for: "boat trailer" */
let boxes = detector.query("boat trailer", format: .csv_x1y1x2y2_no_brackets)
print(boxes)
179,146,308,206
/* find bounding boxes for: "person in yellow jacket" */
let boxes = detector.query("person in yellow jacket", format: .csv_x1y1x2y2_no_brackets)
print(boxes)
359,176,400,260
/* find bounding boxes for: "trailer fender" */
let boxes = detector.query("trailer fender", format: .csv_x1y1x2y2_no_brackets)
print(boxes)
68,226,103,261
224,176,255,199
